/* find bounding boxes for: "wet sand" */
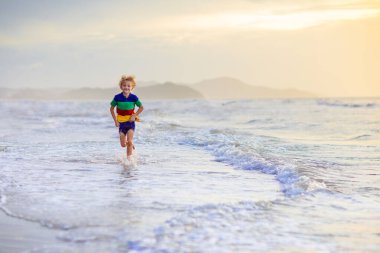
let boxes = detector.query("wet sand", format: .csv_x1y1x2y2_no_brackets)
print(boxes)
0,211,64,253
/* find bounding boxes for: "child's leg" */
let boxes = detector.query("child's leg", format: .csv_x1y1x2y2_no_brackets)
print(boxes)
119,132,127,147
126,129,134,157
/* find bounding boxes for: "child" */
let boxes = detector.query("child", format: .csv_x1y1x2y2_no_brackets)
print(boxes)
110,75,144,159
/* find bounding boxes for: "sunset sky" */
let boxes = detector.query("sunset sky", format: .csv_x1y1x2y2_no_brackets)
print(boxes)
1,0,379,97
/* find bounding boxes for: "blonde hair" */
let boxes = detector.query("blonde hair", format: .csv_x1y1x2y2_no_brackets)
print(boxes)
119,74,136,89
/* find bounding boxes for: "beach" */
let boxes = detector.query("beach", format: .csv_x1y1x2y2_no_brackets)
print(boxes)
1,98,379,252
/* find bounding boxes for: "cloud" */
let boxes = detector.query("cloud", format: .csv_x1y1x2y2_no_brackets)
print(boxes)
158,3,380,31
1,0,380,48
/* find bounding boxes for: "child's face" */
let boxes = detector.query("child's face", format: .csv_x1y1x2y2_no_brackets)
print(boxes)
120,81,133,93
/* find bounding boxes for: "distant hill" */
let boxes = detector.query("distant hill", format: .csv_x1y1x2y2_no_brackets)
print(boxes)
61,83,204,100
138,82,203,100
193,77,315,99
0,83,203,100
0,77,315,100
62,87,117,100
0,88,72,100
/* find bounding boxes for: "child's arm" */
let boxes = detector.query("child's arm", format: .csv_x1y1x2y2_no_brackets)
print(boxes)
110,106,119,127
130,105,144,122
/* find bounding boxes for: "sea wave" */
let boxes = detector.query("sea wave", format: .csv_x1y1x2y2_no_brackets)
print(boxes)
179,128,328,197
347,134,372,141
125,201,276,253
124,198,339,253
317,99,377,108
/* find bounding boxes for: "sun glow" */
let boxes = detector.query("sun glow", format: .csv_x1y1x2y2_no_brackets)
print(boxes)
181,8,380,30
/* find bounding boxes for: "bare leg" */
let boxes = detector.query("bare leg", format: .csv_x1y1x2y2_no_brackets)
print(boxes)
119,132,126,147
126,129,134,159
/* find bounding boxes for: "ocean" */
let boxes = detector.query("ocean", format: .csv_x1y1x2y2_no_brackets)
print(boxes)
0,98,379,253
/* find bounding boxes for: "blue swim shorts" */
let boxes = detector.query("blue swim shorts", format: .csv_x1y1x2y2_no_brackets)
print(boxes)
119,121,135,135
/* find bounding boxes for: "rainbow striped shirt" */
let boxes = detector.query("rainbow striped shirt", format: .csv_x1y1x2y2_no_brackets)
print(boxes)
110,93,142,123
